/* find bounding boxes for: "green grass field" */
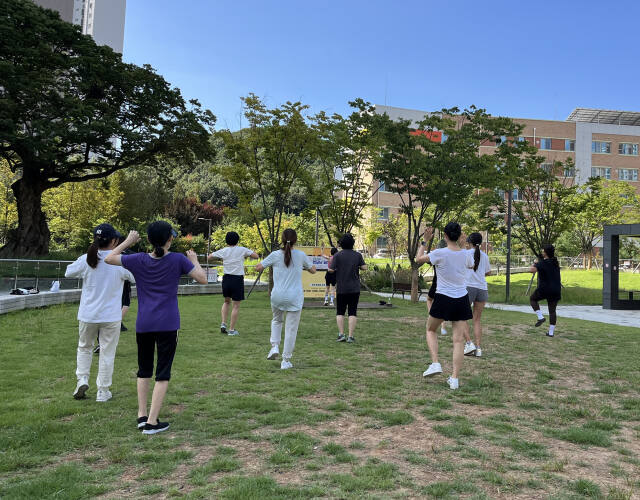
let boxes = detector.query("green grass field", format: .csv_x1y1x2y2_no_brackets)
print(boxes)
486,270,640,305
1,294,639,499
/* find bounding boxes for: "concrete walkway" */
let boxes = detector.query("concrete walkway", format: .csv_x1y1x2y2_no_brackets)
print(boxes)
373,292,639,328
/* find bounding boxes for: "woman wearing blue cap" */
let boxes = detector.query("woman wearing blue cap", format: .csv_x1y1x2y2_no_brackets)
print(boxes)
106,221,207,434
65,223,135,402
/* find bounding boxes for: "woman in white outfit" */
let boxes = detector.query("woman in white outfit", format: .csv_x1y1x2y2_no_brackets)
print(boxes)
255,228,316,369
65,223,134,402
463,232,491,358
417,222,473,390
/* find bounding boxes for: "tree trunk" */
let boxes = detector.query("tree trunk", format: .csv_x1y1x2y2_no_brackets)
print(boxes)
587,251,593,270
410,263,420,303
0,176,49,257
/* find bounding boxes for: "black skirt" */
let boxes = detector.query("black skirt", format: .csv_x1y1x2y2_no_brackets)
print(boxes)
429,293,473,322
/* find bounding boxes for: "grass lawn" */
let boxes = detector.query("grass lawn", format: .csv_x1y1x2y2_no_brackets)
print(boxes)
1,293,639,499
487,270,640,305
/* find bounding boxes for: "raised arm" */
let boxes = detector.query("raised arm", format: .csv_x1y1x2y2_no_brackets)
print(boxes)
415,228,433,265
186,250,207,284
105,230,140,266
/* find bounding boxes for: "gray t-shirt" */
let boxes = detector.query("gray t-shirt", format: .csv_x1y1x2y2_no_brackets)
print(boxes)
329,250,366,294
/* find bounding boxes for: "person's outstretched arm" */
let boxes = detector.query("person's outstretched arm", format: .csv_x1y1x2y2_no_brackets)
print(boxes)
186,250,207,284
105,231,140,266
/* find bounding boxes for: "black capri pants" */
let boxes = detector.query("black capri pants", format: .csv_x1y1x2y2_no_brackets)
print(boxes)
122,281,131,307
336,292,360,316
530,289,559,326
136,331,178,381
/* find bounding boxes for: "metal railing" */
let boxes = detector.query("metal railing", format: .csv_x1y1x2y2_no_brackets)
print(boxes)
0,258,262,293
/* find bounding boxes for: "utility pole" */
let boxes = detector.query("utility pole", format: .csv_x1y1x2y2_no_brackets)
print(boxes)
505,188,512,303
198,217,213,257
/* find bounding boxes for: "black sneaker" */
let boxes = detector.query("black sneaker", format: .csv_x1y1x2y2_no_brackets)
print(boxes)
347,336,355,343
546,332,554,337
137,416,148,430
93,345,100,354
336,334,346,342
121,323,128,332
535,318,546,327
220,324,228,334
142,421,170,435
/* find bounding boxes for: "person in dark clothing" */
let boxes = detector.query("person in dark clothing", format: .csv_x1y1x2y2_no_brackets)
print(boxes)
324,247,338,306
328,234,367,343
528,244,561,337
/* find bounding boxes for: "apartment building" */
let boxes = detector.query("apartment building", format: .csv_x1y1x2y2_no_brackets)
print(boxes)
367,105,640,253
32,0,126,53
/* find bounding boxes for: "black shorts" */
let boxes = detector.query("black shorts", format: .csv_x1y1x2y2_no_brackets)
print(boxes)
222,274,245,301
136,330,178,381
429,293,473,322
325,272,337,286
336,292,360,316
427,278,437,299
530,289,560,303
122,281,131,307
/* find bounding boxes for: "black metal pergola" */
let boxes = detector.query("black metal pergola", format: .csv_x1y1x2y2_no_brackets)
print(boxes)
603,224,640,310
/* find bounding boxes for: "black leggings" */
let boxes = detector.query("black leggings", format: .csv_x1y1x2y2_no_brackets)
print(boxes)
530,290,558,325
136,331,178,381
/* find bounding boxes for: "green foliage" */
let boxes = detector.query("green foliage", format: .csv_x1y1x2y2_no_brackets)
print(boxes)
214,94,316,253
0,0,215,256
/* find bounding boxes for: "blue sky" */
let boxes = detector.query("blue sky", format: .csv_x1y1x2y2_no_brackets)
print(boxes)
123,0,640,130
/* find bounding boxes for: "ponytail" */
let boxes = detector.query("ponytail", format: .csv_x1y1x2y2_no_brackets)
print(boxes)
543,244,559,268
86,235,110,268
467,232,483,272
86,240,100,269
473,245,480,272
154,246,165,258
281,228,297,267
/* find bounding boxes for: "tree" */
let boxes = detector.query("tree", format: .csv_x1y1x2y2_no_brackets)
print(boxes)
165,197,224,236
0,160,18,245
569,178,639,268
215,94,316,256
0,0,215,256
311,99,384,246
380,213,407,273
511,159,579,256
372,107,515,301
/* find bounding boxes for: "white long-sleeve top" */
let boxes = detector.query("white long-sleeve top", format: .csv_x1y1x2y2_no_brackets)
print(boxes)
65,249,135,323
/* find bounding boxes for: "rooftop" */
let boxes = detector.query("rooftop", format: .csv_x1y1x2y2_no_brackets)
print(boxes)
566,108,640,126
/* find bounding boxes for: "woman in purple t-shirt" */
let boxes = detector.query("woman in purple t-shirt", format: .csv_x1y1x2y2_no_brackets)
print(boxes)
106,221,206,434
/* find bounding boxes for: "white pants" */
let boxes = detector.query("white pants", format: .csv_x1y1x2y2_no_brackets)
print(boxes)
270,307,301,360
76,320,121,390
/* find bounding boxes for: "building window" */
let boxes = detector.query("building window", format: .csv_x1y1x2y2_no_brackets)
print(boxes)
378,207,389,220
376,237,388,248
618,143,638,156
512,189,523,201
378,181,388,192
619,169,638,181
565,139,575,152
592,141,611,154
563,166,575,177
591,167,611,179
541,163,553,173
539,138,552,150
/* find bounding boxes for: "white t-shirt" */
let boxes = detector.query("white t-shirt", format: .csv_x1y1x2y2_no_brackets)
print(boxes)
261,249,312,311
428,247,474,298
65,250,135,323
465,249,490,290
211,246,254,276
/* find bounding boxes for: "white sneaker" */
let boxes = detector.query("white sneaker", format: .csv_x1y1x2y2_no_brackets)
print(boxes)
447,376,459,390
281,359,293,370
267,345,279,360
464,342,477,356
475,347,482,357
73,378,89,400
440,326,447,335
96,389,112,402
422,362,443,377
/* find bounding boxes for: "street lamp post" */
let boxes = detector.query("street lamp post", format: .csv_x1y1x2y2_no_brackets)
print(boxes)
505,188,512,303
198,217,213,257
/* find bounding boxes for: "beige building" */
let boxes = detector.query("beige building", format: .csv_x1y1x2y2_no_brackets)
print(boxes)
366,106,640,253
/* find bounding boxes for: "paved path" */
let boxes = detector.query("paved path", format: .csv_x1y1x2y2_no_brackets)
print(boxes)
373,292,639,328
